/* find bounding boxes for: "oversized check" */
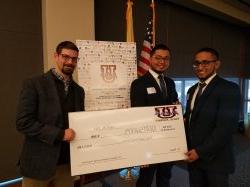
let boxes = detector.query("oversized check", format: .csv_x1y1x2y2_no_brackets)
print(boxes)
69,105,187,176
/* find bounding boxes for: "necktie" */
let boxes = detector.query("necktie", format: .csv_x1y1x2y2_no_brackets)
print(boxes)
158,74,167,98
194,82,206,107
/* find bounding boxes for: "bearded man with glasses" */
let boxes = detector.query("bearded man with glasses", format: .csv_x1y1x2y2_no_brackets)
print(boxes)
16,41,85,187
184,47,240,187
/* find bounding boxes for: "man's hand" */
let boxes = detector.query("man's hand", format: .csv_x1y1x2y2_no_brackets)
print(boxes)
63,128,75,142
172,100,180,105
183,117,187,124
185,149,199,162
140,165,149,168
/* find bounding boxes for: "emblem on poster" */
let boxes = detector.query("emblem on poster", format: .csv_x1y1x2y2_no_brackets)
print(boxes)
101,65,117,83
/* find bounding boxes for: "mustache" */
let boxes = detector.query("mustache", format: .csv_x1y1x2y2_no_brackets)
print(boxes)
63,64,75,68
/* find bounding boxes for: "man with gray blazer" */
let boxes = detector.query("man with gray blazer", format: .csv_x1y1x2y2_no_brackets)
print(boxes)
184,48,240,187
16,41,85,187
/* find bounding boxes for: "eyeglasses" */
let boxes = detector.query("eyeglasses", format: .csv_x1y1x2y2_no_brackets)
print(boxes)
192,60,217,68
153,55,169,62
60,54,79,63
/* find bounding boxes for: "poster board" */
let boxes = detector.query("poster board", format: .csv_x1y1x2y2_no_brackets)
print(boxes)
76,40,137,111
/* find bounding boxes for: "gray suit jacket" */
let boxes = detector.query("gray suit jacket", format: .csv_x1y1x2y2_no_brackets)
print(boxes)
16,70,85,180
184,75,240,174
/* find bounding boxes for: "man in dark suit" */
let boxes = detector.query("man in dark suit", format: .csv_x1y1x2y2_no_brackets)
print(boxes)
16,41,85,187
130,44,178,187
184,47,240,187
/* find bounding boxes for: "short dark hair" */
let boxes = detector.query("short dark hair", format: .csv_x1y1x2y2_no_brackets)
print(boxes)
56,41,79,54
150,44,171,57
195,47,219,60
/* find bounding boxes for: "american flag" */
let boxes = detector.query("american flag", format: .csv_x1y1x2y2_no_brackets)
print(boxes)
137,2,155,76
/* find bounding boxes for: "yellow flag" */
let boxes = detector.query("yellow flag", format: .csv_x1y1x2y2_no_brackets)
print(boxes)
126,0,134,42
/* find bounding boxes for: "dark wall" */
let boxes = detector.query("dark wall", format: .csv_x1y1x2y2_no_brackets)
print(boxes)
95,0,249,78
0,0,43,182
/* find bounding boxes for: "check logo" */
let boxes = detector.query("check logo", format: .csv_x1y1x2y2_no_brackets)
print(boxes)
155,106,178,119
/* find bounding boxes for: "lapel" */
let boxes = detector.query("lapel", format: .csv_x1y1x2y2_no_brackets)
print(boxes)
145,72,162,94
45,71,84,112
191,75,220,120
44,71,62,115
72,81,84,111
186,84,198,115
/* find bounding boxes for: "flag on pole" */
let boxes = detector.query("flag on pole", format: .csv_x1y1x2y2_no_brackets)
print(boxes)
137,1,156,76
126,0,134,42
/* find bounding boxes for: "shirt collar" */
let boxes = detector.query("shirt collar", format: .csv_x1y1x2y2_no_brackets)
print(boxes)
201,73,217,85
51,68,72,87
149,69,165,79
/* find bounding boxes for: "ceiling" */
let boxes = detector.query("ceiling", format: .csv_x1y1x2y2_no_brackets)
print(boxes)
163,0,250,27
238,0,250,7
225,0,250,12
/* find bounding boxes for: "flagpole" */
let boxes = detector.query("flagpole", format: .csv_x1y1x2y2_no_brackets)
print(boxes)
126,0,134,42
151,0,155,47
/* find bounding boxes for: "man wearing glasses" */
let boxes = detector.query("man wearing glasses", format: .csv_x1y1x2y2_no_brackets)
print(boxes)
16,41,85,187
184,47,240,187
130,44,178,187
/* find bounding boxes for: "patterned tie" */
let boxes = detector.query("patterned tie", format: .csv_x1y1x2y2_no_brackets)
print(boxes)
194,82,206,107
158,74,167,98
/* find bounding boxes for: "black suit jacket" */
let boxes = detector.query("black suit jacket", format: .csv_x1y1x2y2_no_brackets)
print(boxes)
184,75,240,174
16,70,85,180
130,71,178,107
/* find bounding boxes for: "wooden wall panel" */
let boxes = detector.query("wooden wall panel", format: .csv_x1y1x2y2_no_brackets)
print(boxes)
0,0,43,182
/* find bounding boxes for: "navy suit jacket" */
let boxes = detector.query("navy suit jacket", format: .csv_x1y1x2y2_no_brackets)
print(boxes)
16,70,85,180
130,71,178,186
130,71,178,107
184,75,240,174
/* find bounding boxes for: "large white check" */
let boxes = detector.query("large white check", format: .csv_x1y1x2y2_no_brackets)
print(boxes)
69,105,187,176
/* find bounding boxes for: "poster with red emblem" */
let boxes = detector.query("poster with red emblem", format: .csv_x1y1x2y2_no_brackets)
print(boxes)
76,40,137,111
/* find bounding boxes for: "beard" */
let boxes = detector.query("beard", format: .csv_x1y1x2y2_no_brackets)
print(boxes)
62,65,75,75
